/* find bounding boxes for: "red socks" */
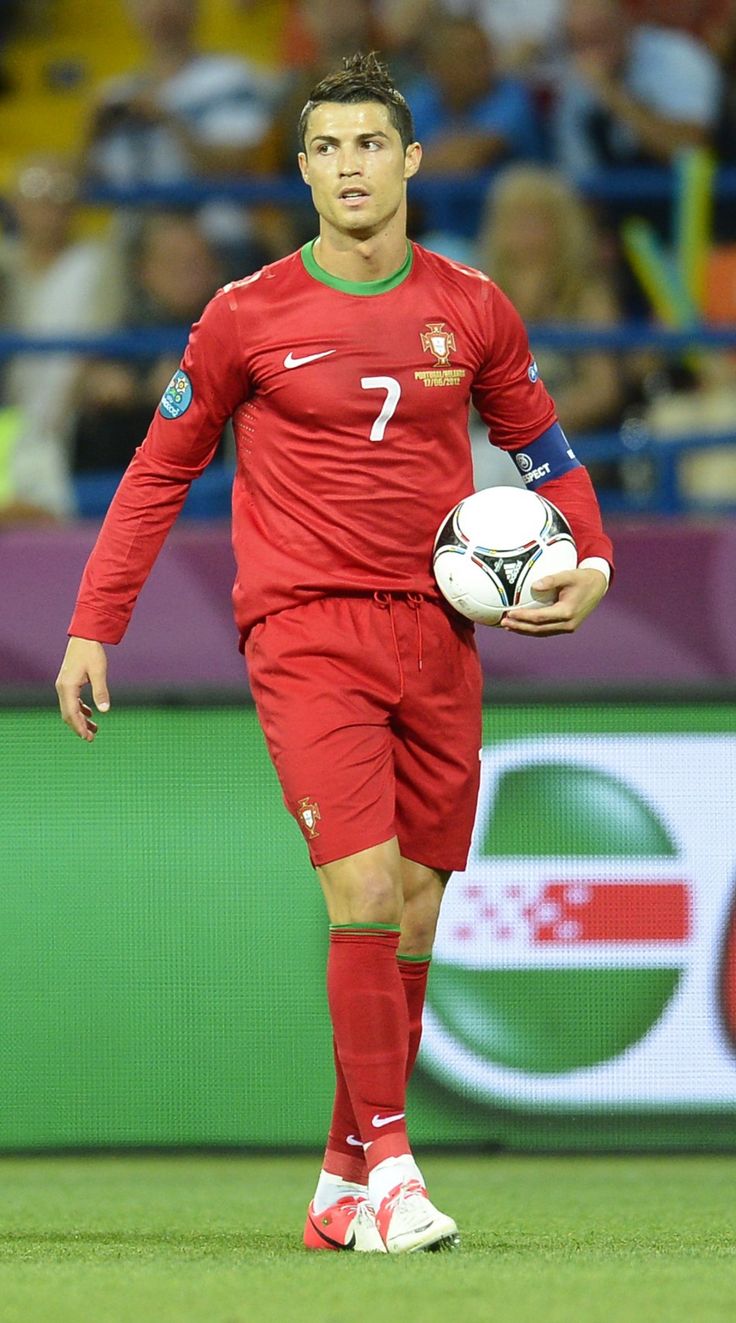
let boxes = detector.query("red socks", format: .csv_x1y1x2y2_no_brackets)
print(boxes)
398,954,432,1080
323,928,431,1179
326,927,409,1170
324,1033,367,1183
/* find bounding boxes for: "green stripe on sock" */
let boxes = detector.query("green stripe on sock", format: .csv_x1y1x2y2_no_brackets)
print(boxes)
397,952,433,963
329,922,401,932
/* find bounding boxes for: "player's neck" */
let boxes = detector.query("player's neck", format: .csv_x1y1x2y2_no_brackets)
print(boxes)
313,225,410,286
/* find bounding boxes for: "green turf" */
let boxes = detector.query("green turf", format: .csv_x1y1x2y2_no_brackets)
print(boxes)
0,1155,735,1323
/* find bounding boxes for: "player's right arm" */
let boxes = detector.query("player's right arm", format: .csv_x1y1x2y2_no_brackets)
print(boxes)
55,285,250,739
55,637,110,742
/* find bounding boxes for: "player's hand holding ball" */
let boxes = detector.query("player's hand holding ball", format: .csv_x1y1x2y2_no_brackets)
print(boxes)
433,486,606,636
501,563,607,636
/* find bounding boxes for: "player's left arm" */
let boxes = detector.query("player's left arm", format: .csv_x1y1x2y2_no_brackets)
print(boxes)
472,282,613,636
503,461,612,636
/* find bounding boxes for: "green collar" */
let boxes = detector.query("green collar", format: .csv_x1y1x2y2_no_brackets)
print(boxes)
300,239,413,295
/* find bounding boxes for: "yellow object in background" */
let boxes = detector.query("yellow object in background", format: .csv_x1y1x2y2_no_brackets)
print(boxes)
622,150,717,331
675,149,716,314
0,407,24,506
621,219,698,327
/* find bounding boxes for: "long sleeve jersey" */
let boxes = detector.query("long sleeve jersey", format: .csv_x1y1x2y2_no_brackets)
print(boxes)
70,240,613,646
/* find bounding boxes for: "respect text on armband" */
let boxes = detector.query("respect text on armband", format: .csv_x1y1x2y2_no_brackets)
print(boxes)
511,424,581,488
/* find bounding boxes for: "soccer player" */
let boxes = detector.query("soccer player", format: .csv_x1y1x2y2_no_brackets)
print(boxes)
55,54,613,1254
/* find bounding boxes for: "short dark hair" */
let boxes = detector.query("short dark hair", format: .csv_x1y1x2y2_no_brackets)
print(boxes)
298,52,414,153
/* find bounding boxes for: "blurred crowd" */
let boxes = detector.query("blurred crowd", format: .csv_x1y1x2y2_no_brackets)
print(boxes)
2,0,736,522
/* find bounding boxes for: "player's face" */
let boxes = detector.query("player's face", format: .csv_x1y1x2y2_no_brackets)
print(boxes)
298,102,421,240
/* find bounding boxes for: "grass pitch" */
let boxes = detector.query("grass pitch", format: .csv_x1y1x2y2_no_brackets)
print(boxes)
0,1153,734,1323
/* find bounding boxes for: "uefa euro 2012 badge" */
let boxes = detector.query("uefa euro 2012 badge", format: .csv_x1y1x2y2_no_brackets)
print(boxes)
159,369,193,420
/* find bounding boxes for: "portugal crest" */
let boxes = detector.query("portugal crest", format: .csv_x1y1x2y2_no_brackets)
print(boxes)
298,796,321,839
421,322,456,367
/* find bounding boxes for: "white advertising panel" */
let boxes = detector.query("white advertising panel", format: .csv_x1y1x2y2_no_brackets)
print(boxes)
423,737,736,1109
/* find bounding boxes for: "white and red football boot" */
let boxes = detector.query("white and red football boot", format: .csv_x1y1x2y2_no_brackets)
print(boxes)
303,1193,387,1252
375,1180,459,1254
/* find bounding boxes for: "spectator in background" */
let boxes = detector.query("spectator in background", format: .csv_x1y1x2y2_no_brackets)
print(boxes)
260,0,427,77
0,0,21,94
622,0,736,54
0,154,120,523
552,0,723,177
714,16,736,178
394,0,565,84
71,212,224,478
84,0,280,261
474,164,623,488
276,0,381,75
408,15,544,248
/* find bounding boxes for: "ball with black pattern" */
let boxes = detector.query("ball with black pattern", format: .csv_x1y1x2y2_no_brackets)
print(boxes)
433,486,577,627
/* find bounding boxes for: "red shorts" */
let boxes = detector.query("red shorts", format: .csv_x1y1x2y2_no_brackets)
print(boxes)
245,594,483,870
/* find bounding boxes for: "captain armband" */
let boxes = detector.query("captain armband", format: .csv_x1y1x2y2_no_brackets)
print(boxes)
511,423,582,489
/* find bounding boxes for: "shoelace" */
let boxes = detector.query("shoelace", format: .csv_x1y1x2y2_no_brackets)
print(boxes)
382,1179,426,1217
334,1194,375,1215
353,1198,378,1227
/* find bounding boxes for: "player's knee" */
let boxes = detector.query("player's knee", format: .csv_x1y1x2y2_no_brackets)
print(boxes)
400,888,443,954
325,867,401,926
319,844,405,925
351,869,403,924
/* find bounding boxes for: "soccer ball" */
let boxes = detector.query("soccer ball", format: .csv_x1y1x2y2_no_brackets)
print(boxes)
433,486,577,626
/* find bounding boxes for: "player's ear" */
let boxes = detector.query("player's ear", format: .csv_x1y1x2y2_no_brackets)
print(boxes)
404,141,422,181
298,151,309,185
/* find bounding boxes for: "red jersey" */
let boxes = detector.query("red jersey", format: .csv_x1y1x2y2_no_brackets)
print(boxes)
70,241,612,645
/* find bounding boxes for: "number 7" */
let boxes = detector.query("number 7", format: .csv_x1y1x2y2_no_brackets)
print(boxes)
360,376,401,442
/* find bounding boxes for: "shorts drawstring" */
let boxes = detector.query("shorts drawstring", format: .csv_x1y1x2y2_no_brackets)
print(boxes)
408,593,424,673
373,591,424,700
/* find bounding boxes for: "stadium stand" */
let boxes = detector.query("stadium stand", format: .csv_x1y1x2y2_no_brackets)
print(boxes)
0,0,735,519
0,0,284,187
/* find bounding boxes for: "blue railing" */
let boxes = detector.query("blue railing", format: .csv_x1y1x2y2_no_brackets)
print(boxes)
2,323,736,358
4,163,736,517
3,322,736,517
69,427,736,520
78,166,736,209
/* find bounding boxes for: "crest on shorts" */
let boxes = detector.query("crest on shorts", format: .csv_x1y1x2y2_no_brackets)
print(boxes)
298,796,321,839
421,322,456,367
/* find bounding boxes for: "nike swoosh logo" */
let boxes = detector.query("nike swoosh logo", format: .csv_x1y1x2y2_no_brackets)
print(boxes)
371,1112,405,1129
346,1135,364,1147
283,350,335,369
308,1212,356,1251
